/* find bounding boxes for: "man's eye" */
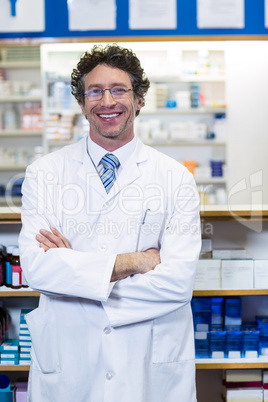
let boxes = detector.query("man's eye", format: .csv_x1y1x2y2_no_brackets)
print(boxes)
90,89,101,95
112,88,125,94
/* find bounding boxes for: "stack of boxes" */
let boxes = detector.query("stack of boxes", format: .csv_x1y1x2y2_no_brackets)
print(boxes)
19,309,32,365
192,297,265,359
223,369,263,402
0,339,19,365
194,244,268,290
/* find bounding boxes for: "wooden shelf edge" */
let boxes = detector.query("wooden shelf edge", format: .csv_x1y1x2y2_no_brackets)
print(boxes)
200,209,268,221
196,362,268,369
1,208,267,223
0,289,266,297
193,289,268,296
0,365,29,371
0,290,40,297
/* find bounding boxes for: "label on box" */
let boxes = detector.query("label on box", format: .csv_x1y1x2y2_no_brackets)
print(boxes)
222,260,253,289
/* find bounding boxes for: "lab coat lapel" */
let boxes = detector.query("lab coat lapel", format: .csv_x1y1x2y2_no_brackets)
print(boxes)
71,137,107,200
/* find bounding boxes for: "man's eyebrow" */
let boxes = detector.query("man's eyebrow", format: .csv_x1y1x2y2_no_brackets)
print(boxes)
86,82,129,90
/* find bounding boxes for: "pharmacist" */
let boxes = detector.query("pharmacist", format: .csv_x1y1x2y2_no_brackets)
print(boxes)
19,44,201,402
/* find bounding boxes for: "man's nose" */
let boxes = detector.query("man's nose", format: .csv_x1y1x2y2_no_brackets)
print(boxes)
100,89,117,107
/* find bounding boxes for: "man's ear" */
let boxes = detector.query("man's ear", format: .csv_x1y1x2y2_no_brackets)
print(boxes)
79,103,86,115
136,96,144,112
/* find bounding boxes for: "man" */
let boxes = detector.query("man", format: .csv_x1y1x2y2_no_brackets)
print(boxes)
19,44,201,402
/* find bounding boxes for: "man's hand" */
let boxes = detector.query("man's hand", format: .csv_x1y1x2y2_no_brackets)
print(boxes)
36,227,71,252
111,249,160,282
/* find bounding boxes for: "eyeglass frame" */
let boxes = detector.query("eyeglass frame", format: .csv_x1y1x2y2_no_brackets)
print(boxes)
83,88,134,101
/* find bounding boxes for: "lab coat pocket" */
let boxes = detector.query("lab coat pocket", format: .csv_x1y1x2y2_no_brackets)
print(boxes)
26,307,61,374
152,305,195,363
136,209,166,251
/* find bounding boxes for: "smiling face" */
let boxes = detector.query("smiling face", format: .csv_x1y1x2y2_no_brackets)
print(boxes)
80,64,143,151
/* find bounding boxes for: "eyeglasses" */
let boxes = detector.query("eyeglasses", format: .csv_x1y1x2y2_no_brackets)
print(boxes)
83,87,133,101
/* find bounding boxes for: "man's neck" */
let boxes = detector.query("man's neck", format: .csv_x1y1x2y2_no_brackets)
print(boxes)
89,133,135,152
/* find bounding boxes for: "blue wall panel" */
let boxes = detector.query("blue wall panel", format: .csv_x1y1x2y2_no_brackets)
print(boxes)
0,0,267,40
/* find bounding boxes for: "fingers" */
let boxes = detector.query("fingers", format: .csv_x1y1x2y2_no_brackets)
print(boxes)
36,227,71,252
36,233,57,251
50,227,71,249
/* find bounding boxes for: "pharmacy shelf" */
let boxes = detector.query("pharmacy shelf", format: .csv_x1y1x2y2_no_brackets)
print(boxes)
200,206,268,221
195,357,268,369
0,287,39,297
148,75,225,83
193,289,268,296
1,359,266,372
145,139,226,146
196,177,226,185
181,75,225,82
141,107,226,115
46,108,80,115
1,207,268,223
47,140,75,147
0,197,21,207
0,130,42,137
0,96,41,103
0,207,21,223
0,365,30,371
0,61,40,69
0,165,27,172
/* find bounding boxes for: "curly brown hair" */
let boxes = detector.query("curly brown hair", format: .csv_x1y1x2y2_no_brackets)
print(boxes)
71,44,150,116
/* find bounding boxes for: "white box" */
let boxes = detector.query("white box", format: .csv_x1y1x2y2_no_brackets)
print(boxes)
194,259,221,289
254,260,268,289
213,249,247,259
226,388,263,402
221,260,254,289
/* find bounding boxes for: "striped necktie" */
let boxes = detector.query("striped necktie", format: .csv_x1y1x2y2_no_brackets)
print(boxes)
100,153,120,193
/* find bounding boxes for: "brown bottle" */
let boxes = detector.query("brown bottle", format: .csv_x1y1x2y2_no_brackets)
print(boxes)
11,247,22,289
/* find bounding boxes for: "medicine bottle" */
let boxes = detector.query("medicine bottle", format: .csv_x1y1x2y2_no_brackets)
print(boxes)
11,248,22,289
5,246,15,288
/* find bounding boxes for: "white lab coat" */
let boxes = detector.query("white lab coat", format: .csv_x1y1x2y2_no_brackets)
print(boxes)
19,136,201,402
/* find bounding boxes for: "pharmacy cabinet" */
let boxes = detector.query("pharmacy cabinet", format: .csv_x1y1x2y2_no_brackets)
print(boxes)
195,207,268,402
41,42,228,205
0,46,43,203
0,208,268,387
0,210,38,379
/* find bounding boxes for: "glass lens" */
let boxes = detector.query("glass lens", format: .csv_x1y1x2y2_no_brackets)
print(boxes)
111,88,127,99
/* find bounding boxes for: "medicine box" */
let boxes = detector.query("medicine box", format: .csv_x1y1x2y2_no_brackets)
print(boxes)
0,339,19,352
243,330,260,358
226,331,243,358
210,331,226,359
211,297,224,331
221,259,254,289
194,259,221,290
192,298,211,332
226,388,263,402
212,249,247,259
224,298,242,331
195,331,210,358
254,260,268,289
15,382,27,402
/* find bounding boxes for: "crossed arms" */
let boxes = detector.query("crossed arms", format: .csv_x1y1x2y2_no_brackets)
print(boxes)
36,227,161,282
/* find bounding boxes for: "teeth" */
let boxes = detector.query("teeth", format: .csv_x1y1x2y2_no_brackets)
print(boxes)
99,113,119,118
